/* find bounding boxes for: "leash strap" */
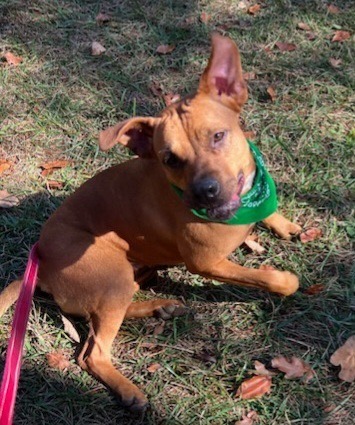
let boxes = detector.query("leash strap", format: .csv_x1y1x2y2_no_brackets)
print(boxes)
0,243,39,425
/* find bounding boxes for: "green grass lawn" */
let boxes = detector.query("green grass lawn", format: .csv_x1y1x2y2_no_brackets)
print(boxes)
0,0,354,424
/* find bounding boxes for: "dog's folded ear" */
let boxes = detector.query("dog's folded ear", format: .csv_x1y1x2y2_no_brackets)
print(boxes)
99,117,159,158
199,33,248,112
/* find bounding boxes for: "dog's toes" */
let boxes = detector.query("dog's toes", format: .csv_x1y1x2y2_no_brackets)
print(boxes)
155,300,188,320
116,383,149,412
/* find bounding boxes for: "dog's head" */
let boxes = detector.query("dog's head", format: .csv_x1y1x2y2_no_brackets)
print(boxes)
99,34,252,221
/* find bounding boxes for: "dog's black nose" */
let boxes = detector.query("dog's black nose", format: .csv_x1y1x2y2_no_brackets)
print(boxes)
192,177,221,204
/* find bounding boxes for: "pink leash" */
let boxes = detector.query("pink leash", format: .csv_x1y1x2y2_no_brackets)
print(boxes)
0,243,39,425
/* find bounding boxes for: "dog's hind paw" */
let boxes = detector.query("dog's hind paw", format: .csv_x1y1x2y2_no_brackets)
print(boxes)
154,300,188,320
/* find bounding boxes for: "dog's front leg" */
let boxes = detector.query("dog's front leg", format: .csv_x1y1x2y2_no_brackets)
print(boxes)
187,258,299,296
263,212,301,240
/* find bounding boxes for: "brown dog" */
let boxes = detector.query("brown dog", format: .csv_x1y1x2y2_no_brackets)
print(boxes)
0,34,301,411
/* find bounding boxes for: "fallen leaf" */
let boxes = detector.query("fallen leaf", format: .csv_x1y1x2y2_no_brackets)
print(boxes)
147,363,161,373
149,81,163,97
4,52,23,66
46,351,70,371
327,4,340,14
248,4,261,15
329,58,342,68
61,315,80,343
330,336,355,382
300,227,322,243
153,321,165,336
267,86,277,102
96,12,111,24
304,284,325,295
156,44,175,55
323,404,336,413
164,92,181,106
40,159,70,170
297,22,311,31
243,72,256,80
91,41,106,56
307,32,317,41
332,31,350,42
200,12,211,24
0,160,12,175
0,190,19,208
236,375,271,399
271,356,315,381
46,180,63,190
235,410,259,425
244,234,265,254
253,360,276,377
243,130,256,140
275,42,297,52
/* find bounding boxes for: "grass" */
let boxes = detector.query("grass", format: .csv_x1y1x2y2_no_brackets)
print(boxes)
0,0,354,423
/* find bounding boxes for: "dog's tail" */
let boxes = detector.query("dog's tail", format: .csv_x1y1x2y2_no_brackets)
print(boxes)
0,279,22,318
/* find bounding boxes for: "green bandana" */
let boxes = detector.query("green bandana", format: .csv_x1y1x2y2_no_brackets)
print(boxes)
172,142,278,225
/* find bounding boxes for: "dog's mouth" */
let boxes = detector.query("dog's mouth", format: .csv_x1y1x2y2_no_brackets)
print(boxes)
204,173,245,221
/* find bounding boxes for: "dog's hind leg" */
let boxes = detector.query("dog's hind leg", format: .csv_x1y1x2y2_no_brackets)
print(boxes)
78,302,148,412
0,279,22,317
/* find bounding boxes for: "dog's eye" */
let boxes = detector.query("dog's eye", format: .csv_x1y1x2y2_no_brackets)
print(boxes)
213,131,226,145
163,151,184,169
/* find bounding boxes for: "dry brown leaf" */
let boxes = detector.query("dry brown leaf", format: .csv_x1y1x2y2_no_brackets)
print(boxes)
200,12,211,24
95,12,111,24
91,41,106,56
4,52,23,66
304,284,325,295
61,315,80,343
46,351,70,371
297,22,311,31
235,410,259,425
243,130,256,140
147,363,161,373
244,234,265,254
149,81,163,97
156,44,175,55
275,42,297,52
164,93,181,106
271,356,314,381
0,190,19,208
248,4,261,15
243,72,256,80
236,375,271,399
47,180,63,190
307,32,317,41
329,58,342,68
327,4,340,14
253,360,276,377
330,336,355,382
0,160,12,175
153,321,165,336
40,159,70,170
267,86,277,102
331,31,351,42
300,227,322,243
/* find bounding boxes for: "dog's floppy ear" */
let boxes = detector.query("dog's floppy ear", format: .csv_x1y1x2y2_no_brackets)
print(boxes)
99,117,159,158
199,33,248,112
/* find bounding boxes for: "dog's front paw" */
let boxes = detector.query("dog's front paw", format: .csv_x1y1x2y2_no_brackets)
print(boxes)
260,267,299,296
279,221,302,240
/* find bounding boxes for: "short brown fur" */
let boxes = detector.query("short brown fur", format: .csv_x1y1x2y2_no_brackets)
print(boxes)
0,34,301,411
